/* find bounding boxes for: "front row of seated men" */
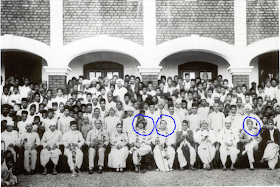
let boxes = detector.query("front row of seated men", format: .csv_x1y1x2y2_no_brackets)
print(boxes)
1,117,280,178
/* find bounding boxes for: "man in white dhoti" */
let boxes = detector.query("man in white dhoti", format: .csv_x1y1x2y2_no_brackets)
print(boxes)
176,120,196,171
19,123,41,175
240,119,262,170
129,119,152,173
62,121,85,177
217,118,240,171
86,119,109,174
259,119,280,170
194,119,216,170
40,123,62,175
108,123,129,172
153,120,176,172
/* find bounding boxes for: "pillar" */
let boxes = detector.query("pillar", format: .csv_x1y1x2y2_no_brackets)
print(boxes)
43,67,71,97
227,66,254,88
138,66,162,87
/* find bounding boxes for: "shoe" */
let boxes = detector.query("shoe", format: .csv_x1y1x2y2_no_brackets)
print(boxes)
230,167,235,171
267,168,272,170
120,168,123,172
42,168,47,175
155,169,159,172
75,167,79,173
97,169,102,174
140,169,146,173
223,165,227,171
53,169,58,175
259,158,265,164
24,170,30,175
189,166,196,171
30,170,36,175
89,169,93,174
180,167,185,171
135,166,139,173
116,168,119,172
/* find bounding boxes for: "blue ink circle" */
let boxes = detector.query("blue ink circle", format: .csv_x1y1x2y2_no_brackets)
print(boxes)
155,114,176,137
132,114,155,136
242,116,261,136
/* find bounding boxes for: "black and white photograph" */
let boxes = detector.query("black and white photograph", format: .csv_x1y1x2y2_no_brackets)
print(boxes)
0,0,279,186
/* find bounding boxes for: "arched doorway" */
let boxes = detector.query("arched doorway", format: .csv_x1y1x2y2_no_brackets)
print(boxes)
178,61,217,80
84,61,124,79
1,50,45,84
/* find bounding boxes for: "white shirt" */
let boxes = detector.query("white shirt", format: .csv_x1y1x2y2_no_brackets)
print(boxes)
42,117,57,132
19,85,31,98
113,87,127,104
62,130,85,148
208,111,225,134
41,130,62,148
185,114,203,131
104,116,121,134
57,115,75,134
1,130,19,149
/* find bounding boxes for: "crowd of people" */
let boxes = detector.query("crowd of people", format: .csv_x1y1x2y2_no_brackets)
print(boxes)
1,72,280,185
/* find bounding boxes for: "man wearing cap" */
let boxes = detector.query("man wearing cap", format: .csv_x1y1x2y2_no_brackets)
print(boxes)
19,123,41,175
1,121,19,162
194,119,216,170
113,79,127,104
239,119,262,170
217,118,240,171
62,121,85,176
57,105,75,135
86,119,109,174
40,123,62,175
104,107,121,134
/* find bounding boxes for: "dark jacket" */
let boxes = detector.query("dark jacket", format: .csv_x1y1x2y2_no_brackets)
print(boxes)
176,130,195,148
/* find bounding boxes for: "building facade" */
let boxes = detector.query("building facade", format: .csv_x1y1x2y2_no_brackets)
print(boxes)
1,0,279,94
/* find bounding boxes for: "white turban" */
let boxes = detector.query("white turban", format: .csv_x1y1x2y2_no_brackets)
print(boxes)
116,78,124,86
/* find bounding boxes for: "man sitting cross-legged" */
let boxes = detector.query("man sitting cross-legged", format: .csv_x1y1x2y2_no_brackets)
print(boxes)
40,123,62,175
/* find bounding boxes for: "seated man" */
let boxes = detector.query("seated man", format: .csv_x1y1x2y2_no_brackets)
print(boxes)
86,119,109,174
62,121,85,177
176,120,196,171
129,119,152,173
153,120,176,172
259,119,280,170
1,151,17,186
240,119,262,170
217,118,240,171
1,121,19,163
40,123,62,175
19,123,41,175
194,119,216,170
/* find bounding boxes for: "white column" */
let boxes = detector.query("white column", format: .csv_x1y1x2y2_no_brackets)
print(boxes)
234,0,247,48
143,0,156,51
50,0,63,49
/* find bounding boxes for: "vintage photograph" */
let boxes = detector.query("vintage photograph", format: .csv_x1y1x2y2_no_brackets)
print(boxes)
1,0,279,186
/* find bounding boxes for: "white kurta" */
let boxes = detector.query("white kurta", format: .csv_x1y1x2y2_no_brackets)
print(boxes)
1,130,19,162
42,118,57,132
104,116,121,134
217,128,240,165
108,132,129,168
153,129,176,171
185,114,203,132
62,130,85,170
208,112,225,135
57,115,75,134
40,130,62,166
122,116,136,138
194,128,216,165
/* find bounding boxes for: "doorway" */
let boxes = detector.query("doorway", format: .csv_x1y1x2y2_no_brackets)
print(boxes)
83,61,124,80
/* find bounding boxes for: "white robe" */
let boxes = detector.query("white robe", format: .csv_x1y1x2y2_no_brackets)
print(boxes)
40,130,62,166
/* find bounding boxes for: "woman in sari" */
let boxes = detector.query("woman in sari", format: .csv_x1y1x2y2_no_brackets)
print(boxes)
108,123,129,172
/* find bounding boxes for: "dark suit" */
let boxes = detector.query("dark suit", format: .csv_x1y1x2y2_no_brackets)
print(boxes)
260,128,280,151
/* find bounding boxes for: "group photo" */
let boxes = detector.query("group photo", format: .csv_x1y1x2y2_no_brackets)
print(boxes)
1,0,279,186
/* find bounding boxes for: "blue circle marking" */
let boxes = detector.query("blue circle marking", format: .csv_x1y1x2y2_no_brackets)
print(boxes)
155,114,176,137
242,116,261,136
132,114,155,136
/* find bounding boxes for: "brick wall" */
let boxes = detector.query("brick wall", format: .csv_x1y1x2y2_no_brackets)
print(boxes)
232,75,249,88
156,0,234,45
63,0,143,45
142,75,159,87
1,0,50,45
247,0,279,45
49,75,67,97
